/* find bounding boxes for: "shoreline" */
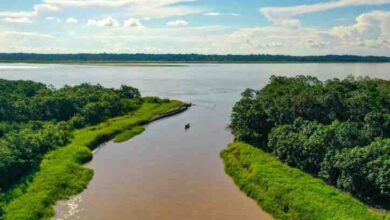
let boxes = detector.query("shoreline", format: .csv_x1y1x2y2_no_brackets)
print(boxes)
1,100,190,220
221,142,390,220
150,103,192,122
1,61,390,65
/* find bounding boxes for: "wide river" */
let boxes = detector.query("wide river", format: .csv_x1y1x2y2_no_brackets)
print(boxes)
0,63,389,220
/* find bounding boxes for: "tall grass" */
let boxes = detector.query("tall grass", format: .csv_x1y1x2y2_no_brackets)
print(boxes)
1,100,186,220
114,126,145,143
221,142,390,220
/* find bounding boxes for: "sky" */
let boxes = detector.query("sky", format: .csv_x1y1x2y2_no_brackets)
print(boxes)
0,0,389,55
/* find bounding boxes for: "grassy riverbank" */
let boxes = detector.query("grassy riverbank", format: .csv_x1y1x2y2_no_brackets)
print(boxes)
221,142,390,220
1,100,187,220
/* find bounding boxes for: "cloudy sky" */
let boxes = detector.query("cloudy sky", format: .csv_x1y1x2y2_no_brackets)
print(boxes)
0,0,389,55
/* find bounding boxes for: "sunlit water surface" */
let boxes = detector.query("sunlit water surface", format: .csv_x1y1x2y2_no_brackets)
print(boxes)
0,63,389,220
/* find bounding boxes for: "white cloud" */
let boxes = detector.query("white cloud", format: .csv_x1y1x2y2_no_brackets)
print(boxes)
0,11,34,18
0,29,63,53
212,25,336,55
87,17,119,27
46,16,62,23
210,9,390,55
46,0,203,19
125,5,204,19
0,31,53,38
203,12,221,16
255,0,390,55
260,0,390,23
0,0,204,23
4,17,33,23
332,10,390,49
34,4,60,13
0,1,389,55
167,19,188,27
43,0,130,8
43,0,196,9
203,12,240,17
66,17,78,24
0,4,59,19
66,25,228,53
124,18,143,28
279,19,302,28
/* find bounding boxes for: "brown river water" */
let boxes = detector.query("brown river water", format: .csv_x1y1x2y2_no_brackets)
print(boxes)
0,63,389,220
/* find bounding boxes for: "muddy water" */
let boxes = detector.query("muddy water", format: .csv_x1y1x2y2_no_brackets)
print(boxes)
1,63,389,220
54,104,273,220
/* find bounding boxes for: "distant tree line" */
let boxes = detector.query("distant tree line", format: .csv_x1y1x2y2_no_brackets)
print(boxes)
0,79,141,190
0,53,390,63
231,76,390,208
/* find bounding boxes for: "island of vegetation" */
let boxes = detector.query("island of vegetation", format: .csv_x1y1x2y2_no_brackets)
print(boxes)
223,75,390,219
0,79,189,220
0,53,390,63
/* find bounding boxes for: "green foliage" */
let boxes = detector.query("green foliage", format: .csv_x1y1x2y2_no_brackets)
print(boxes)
0,79,142,190
231,75,390,207
0,79,141,123
0,122,72,188
221,142,389,220
0,53,390,63
1,100,185,220
0,79,182,219
322,140,390,204
114,126,145,143
119,85,141,99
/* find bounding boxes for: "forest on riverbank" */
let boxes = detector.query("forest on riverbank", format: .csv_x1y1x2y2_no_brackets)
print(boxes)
227,75,390,218
0,79,141,190
1,53,390,63
221,142,389,219
0,79,187,219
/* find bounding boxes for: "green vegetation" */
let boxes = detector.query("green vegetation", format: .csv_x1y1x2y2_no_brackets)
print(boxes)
114,126,145,143
0,53,390,63
1,100,185,220
0,79,141,190
0,78,188,220
221,142,389,220
230,76,390,213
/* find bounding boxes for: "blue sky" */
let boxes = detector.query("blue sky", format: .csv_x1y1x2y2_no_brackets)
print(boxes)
0,0,389,55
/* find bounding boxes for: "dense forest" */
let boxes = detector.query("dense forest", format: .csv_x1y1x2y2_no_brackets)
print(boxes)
0,79,141,191
0,53,390,63
231,76,390,208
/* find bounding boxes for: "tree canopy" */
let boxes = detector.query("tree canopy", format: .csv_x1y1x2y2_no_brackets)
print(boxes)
0,53,389,63
231,75,390,208
0,79,141,190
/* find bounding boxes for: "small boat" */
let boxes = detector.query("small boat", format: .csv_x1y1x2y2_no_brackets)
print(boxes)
185,123,191,130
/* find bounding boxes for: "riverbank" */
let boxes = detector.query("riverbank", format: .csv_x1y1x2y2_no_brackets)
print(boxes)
1,99,188,220
1,53,390,63
2,61,390,65
221,142,390,220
